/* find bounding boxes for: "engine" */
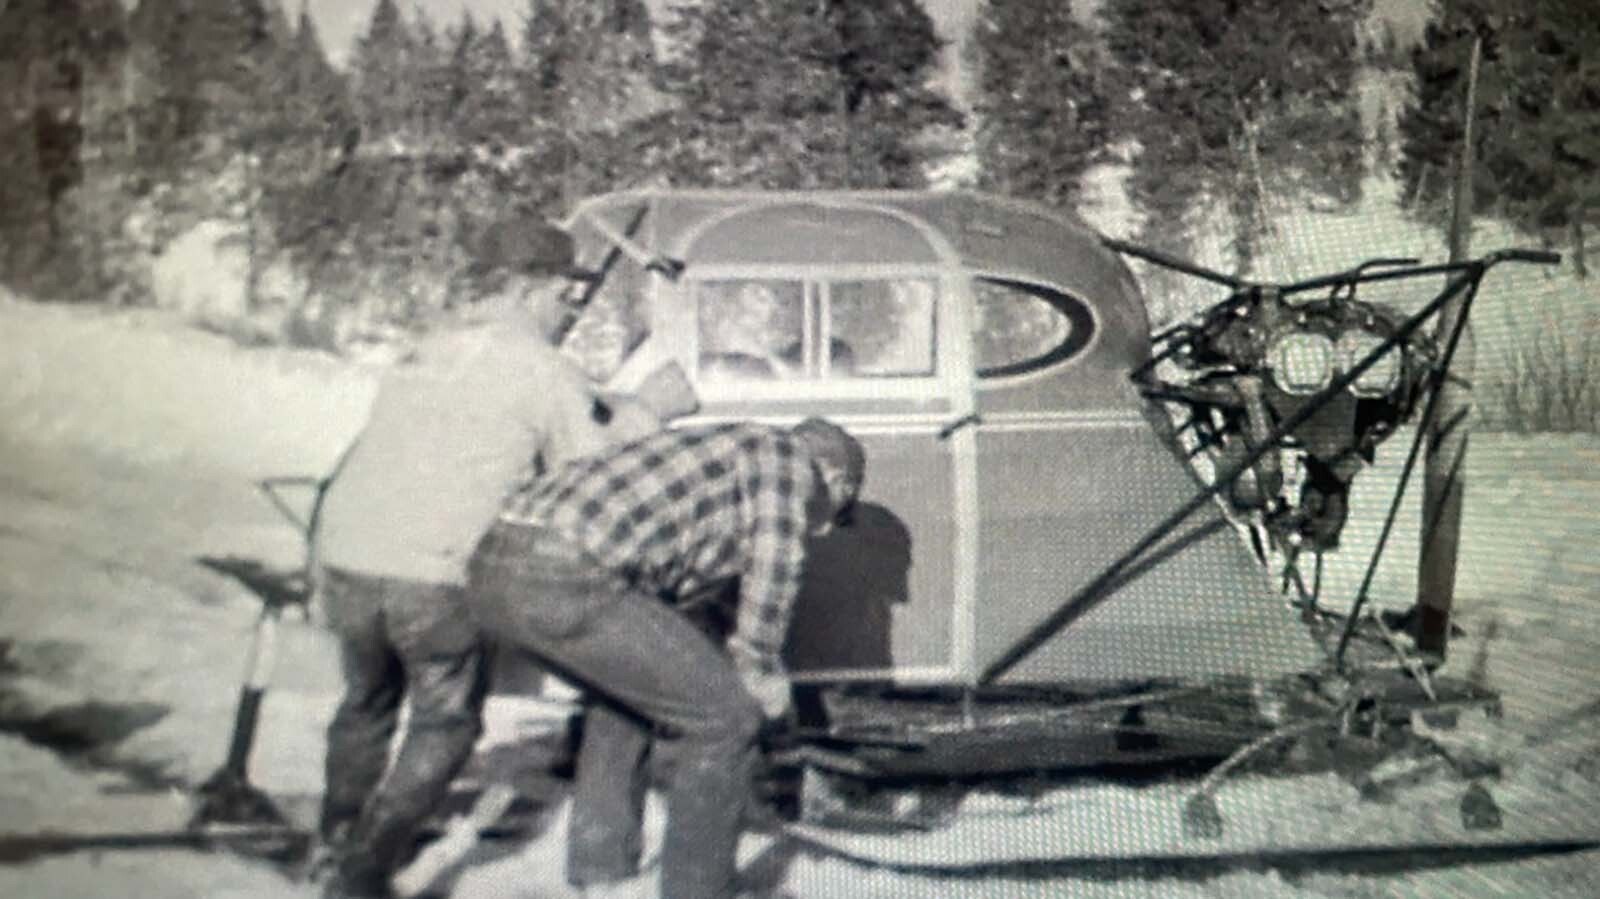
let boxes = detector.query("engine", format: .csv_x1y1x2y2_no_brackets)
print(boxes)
1146,279,1436,554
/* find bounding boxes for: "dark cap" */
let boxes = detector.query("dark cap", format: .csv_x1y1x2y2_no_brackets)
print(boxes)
792,417,865,525
474,218,577,278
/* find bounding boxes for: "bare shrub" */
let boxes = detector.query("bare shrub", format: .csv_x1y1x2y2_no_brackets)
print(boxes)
1479,306,1600,434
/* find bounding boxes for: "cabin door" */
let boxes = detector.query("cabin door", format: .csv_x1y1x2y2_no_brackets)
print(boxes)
680,267,974,684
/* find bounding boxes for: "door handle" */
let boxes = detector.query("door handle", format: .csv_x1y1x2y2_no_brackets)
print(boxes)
938,412,982,440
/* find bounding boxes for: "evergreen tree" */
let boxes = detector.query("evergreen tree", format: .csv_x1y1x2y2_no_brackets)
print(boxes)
521,0,663,208
973,0,1113,211
442,11,483,140
476,21,526,147
521,0,573,121
350,0,415,140
657,0,961,189
258,4,356,248
410,4,452,139
1398,0,1508,221
1398,0,1599,275
522,0,656,125
442,16,523,149
127,0,286,166
1501,0,1600,276
271,6,353,151
1102,0,1370,268
830,2,963,185
0,0,129,295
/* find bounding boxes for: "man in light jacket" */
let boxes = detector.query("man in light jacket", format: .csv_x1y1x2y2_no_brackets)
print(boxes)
312,218,692,899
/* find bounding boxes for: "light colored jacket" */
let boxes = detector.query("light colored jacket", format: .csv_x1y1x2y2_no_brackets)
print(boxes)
315,321,659,585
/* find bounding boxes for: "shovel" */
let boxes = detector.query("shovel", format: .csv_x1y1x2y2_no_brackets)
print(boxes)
188,475,330,853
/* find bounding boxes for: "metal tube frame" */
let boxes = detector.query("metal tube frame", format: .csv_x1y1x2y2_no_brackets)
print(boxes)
980,248,1559,686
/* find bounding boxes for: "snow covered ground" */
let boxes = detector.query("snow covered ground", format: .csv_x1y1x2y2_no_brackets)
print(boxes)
1,287,1598,898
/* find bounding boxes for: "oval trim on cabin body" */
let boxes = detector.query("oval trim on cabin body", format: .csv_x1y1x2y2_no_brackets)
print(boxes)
965,270,1105,387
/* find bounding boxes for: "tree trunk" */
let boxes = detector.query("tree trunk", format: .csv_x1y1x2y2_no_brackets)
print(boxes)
1416,36,1481,660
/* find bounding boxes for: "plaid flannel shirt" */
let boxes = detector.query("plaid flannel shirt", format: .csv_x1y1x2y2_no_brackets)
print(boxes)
502,422,815,675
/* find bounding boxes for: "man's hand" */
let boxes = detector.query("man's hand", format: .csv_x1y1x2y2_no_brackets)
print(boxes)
299,835,340,885
634,360,699,421
738,667,792,720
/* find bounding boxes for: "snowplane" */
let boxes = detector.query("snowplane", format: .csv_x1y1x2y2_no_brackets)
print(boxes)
553,188,1592,863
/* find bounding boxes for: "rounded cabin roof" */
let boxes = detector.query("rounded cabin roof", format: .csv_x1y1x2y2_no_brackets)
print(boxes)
568,189,1143,308
685,199,944,267
562,190,1154,398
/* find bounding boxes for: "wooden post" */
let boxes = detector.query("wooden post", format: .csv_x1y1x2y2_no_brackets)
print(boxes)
1415,36,1482,659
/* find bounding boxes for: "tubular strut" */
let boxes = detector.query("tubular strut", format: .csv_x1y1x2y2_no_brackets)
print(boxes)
1331,269,1482,668
979,251,1556,686
574,204,682,293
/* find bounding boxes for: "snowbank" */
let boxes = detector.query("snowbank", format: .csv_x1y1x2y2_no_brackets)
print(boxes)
0,295,374,479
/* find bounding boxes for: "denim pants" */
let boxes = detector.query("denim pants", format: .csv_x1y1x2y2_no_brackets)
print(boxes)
566,581,740,888
318,566,488,882
468,521,762,899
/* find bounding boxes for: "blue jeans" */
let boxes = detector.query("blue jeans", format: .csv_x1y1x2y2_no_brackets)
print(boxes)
467,522,762,899
318,567,488,887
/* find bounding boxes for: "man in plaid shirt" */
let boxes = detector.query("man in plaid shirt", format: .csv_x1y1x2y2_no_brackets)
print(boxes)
468,417,865,899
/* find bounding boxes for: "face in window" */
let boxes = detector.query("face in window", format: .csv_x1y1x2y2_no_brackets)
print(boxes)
695,277,939,383
697,280,805,381
828,280,937,378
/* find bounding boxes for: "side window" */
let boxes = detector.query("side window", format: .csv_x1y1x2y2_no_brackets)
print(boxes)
697,279,806,381
828,279,937,378
973,277,1096,378
696,277,939,382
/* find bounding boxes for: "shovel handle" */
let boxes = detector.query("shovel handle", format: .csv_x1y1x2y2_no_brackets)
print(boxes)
256,476,328,536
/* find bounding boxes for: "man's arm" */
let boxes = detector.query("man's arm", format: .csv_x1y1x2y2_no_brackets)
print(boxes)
598,359,699,424
728,434,814,684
